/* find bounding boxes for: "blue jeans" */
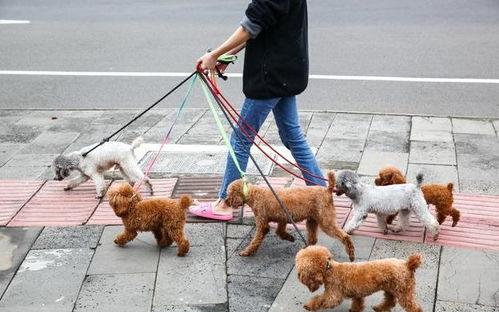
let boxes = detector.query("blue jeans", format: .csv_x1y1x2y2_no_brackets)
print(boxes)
219,96,326,199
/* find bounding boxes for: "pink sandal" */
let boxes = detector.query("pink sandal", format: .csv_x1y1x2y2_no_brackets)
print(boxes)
189,201,233,221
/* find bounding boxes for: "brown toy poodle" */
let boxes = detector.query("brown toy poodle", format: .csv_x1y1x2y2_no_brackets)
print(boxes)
107,183,192,256
296,245,423,312
375,165,460,227
225,172,355,261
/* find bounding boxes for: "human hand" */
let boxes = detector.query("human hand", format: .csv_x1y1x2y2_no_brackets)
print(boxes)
196,51,218,70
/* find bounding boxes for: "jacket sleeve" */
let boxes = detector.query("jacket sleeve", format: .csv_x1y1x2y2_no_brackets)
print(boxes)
241,0,290,38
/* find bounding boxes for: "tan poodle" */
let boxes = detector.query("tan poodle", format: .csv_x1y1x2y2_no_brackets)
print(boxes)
107,183,192,256
296,245,423,312
375,165,460,227
225,172,355,261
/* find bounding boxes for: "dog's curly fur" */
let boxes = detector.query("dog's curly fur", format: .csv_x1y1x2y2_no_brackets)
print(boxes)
107,183,191,256
296,245,423,312
52,137,153,198
375,165,460,227
335,170,440,240
225,172,355,261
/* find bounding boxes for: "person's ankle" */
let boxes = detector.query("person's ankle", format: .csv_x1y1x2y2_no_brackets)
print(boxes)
213,199,232,215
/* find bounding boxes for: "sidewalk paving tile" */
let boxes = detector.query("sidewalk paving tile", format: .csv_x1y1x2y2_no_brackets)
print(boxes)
184,223,225,247
365,129,409,153
0,180,44,225
8,180,106,227
493,120,499,135
410,129,454,142
0,123,45,144
2,153,58,167
438,247,499,307
412,116,452,132
305,112,335,147
0,143,26,167
227,233,302,279
455,134,499,195
0,165,49,180
32,226,104,250
87,226,159,275
0,227,42,298
228,275,284,312
370,115,411,132
74,273,155,312
406,164,459,189
19,130,80,154
327,113,372,140
357,150,408,176
153,245,226,308
87,178,177,225
0,248,93,312
409,141,456,165
434,301,499,311
452,119,496,136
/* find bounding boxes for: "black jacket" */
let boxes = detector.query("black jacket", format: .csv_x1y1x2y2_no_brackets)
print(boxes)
242,0,308,99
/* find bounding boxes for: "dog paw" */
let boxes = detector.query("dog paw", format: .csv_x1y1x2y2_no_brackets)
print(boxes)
433,234,440,241
95,194,104,199
391,227,402,233
371,306,381,312
452,221,458,227
114,239,125,246
304,304,312,311
239,250,253,257
63,187,72,191
383,228,389,235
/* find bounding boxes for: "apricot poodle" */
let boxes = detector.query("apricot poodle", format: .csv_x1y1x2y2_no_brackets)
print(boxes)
107,183,192,256
296,245,423,312
225,172,355,261
375,165,460,227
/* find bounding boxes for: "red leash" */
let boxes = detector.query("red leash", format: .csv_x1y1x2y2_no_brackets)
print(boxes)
200,70,330,187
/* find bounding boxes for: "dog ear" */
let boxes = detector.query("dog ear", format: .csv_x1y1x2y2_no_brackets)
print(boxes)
109,193,131,217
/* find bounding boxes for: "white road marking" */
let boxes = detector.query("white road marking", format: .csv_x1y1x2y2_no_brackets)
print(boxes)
0,70,498,84
0,20,30,24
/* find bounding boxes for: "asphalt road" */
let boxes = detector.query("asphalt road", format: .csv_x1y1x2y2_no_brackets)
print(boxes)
1,0,498,117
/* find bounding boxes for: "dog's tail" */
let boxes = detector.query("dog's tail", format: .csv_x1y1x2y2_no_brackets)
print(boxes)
131,137,145,151
416,173,424,188
406,253,423,272
327,171,336,193
179,195,193,210
447,182,454,192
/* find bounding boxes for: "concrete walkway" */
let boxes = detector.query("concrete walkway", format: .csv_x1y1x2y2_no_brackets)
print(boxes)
0,109,498,311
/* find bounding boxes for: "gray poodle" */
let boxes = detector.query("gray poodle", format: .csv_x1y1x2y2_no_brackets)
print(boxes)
52,137,153,198
335,170,440,240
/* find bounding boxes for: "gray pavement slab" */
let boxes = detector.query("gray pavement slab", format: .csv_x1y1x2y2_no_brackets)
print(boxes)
87,226,160,275
0,248,93,312
0,227,42,298
454,134,499,194
0,143,26,167
74,273,155,312
316,137,364,169
370,115,411,132
452,119,496,136
365,129,409,153
152,303,227,312
20,130,80,154
184,223,225,247
153,245,226,308
493,120,499,134
0,165,48,180
357,150,408,176
412,117,453,132
438,247,499,307
434,301,499,312
410,129,454,142
32,226,104,250
406,164,459,190
227,233,302,279
327,113,372,140
3,153,58,167
228,275,284,312
409,141,456,165
305,112,335,148
0,123,44,144
367,239,441,312
226,224,253,239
